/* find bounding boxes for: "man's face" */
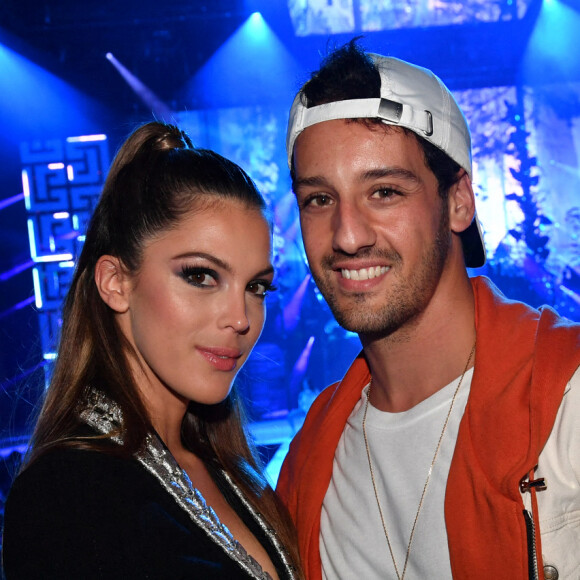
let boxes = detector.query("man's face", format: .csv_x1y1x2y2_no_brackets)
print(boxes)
292,119,452,338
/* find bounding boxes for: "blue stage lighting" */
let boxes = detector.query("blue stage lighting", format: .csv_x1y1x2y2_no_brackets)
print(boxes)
185,12,303,109
105,52,172,119
546,0,580,8
0,43,104,140
522,0,580,82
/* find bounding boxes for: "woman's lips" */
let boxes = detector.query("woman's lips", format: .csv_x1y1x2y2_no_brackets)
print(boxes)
196,346,242,372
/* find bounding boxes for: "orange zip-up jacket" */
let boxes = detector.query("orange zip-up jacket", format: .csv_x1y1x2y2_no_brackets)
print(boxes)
277,276,580,579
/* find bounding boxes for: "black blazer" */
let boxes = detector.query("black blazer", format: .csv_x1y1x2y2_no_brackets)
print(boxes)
2,447,288,579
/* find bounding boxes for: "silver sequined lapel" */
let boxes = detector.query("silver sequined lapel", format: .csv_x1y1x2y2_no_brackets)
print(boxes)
79,389,295,580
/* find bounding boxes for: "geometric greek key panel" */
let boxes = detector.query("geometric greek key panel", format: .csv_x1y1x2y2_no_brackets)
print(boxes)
37,310,63,360
69,184,106,214
27,212,78,261
20,134,110,361
20,136,109,214
19,139,65,165
22,161,69,213
65,139,109,188
32,262,76,312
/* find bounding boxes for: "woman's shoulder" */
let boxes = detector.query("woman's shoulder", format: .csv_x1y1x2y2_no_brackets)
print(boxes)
2,445,161,578
3,445,275,580
14,444,140,490
5,445,144,522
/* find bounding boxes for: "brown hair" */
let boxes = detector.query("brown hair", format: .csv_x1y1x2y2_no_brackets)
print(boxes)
291,39,461,199
24,121,302,575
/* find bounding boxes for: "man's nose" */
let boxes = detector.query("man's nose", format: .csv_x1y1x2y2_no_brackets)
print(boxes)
331,201,376,255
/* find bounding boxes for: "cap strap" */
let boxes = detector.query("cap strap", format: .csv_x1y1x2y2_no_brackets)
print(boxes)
296,97,434,137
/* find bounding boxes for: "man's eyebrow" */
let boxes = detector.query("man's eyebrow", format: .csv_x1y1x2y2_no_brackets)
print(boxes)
293,168,420,192
292,175,331,191
360,167,420,183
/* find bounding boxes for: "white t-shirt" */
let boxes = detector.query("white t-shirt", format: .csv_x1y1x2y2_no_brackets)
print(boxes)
320,367,580,580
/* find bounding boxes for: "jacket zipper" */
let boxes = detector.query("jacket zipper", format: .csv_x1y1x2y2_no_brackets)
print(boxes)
523,509,539,580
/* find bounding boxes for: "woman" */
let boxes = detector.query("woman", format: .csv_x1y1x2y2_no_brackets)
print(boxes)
2,122,302,579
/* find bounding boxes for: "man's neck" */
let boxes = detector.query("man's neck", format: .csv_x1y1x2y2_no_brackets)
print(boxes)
361,273,476,413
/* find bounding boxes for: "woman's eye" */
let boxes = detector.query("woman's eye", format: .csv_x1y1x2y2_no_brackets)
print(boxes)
247,280,277,297
180,267,218,287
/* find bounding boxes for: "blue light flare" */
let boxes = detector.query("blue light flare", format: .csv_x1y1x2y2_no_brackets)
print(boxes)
522,0,580,83
22,170,31,210
0,43,106,140
105,53,173,120
32,267,42,309
248,12,267,39
66,134,107,143
0,192,24,212
185,12,303,109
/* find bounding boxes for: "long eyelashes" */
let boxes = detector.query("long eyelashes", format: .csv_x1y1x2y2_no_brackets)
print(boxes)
179,265,277,297
248,280,278,298
179,266,218,287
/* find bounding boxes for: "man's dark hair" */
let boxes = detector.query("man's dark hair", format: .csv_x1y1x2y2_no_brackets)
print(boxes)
292,39,462,198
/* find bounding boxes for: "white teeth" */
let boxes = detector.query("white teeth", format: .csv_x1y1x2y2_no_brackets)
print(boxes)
341,266,389,280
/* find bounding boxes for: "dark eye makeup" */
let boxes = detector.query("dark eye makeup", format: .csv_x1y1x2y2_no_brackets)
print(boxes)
179,265,218,287
179,265,277,297
247,280,278,298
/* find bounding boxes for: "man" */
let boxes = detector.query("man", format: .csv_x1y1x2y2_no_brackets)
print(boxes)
276,41,580,580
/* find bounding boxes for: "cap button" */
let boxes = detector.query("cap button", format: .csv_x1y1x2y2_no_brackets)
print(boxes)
544,565,559,580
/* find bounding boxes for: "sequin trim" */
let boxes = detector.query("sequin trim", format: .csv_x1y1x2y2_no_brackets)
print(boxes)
78,389,287,580
222,470,297,578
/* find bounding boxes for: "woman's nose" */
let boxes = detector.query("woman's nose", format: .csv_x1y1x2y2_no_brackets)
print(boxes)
218,293,250,334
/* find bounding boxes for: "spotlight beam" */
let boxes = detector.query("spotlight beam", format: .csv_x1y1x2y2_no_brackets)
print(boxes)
106,52,173,120
283,274,311,332
0,296,35,321
0,260,34,282
0,193,25,212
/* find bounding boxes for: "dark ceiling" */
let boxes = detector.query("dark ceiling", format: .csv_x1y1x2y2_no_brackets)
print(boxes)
0,0,256,116
0,0,553,121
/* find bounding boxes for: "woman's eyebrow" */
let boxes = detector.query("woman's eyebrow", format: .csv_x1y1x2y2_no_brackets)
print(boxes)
173,252,231,272
173,252,274,279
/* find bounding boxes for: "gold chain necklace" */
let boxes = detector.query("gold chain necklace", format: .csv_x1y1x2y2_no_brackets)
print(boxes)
362,341,476,580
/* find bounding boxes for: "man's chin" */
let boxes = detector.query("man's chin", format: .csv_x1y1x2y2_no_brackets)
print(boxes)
331,309,379,335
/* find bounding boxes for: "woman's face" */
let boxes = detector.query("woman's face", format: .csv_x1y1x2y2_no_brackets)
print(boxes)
117,199,274,418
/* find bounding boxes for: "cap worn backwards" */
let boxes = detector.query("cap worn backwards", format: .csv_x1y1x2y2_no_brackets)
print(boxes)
286,54,486,268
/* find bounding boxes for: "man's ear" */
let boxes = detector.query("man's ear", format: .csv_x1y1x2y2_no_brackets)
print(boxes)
94,255,131,313
448,170,476,234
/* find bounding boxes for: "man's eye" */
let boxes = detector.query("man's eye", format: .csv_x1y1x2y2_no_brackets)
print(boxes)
371,188,401,200
302,194,333,208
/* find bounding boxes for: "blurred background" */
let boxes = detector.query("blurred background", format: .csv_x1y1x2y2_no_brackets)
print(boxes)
1,0,579,513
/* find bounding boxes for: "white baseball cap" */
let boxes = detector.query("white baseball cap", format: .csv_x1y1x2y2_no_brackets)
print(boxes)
286,54,486,268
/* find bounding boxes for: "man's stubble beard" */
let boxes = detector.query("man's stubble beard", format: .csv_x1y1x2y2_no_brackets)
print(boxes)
310,205,451,339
